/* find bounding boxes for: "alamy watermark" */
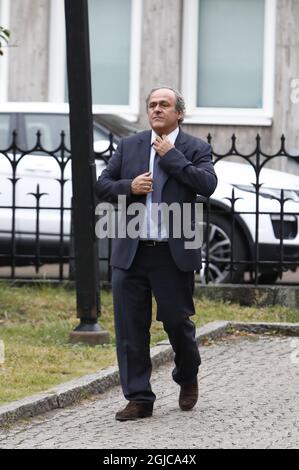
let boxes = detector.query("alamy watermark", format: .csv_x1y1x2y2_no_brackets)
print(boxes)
290,78,299,104
95,196,204,249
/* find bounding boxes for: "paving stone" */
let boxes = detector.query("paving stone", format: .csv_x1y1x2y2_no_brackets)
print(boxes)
0,334,298,449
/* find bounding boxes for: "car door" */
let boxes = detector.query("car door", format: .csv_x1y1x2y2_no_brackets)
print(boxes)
14,113,111,245
13,113,72,244
0,112,18,246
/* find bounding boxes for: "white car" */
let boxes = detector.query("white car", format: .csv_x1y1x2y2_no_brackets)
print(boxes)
206,160,299,283
0,103,299,284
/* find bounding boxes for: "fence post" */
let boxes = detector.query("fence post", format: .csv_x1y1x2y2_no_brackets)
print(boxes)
65,0,109,345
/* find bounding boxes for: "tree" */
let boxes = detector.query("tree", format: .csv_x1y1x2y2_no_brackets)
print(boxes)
0,27,10,56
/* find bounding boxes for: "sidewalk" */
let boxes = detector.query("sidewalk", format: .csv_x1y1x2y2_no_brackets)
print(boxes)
0,321,298,449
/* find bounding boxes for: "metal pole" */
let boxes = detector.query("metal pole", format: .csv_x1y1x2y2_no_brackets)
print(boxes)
65,0,109,345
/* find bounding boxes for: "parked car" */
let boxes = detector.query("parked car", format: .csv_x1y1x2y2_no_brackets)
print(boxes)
0,103,136,269
204,160,299,283
0,103,299,284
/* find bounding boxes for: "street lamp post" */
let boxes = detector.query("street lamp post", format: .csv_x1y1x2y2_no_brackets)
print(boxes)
64,0,109,345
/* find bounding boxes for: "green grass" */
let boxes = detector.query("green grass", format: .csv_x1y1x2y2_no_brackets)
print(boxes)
0,282,298,405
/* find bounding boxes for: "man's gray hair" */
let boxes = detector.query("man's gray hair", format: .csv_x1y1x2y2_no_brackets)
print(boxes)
146,86,186,125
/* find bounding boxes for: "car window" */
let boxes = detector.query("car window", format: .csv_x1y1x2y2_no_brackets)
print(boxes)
24,114,108,150
0,114,11,149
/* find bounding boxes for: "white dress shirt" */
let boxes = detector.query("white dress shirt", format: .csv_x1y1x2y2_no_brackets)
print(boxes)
140,127,180,240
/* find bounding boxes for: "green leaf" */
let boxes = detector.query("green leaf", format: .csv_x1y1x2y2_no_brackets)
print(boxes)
0,26,10,56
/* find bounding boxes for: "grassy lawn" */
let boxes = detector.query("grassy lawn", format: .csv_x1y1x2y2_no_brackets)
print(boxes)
0,282,298,405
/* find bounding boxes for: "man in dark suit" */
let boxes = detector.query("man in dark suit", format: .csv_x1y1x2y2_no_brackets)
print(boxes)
96,87,217,421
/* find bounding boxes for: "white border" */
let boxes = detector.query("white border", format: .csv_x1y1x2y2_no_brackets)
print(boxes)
48,0,141,121
0,0,10,102
181,0,277,126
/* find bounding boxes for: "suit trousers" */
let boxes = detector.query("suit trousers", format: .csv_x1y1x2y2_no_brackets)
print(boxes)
112,242,201,404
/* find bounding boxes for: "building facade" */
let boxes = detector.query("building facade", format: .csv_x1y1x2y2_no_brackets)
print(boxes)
0,0,298,172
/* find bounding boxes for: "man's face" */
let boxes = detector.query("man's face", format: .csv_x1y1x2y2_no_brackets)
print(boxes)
147,88,182,136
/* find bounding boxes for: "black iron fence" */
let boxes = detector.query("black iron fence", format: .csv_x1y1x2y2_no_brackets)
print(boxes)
0,131,298,285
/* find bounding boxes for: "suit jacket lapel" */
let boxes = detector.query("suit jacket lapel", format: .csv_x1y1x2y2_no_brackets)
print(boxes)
137,130,152,174
134,128,188,199
174,128,187,155
161,127,187,192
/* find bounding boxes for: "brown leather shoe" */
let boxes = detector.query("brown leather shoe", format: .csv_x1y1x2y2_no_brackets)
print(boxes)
115,401,153,421
179,379,198,411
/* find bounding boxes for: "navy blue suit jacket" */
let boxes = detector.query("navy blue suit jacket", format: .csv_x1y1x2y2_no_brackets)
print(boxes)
95,128,217,271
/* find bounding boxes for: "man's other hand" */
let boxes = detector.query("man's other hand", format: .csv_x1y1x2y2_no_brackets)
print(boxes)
131,172,153,195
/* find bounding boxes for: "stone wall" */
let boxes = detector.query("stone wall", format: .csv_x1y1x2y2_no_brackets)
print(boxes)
5,0,299,174
138,0,299,174
8,0,50,101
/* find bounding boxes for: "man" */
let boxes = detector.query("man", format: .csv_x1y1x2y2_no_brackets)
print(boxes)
96,87,217,421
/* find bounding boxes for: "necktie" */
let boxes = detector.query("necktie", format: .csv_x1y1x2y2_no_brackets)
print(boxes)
151,153,167,203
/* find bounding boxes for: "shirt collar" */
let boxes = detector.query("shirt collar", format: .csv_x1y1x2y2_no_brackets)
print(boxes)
151,127,180,145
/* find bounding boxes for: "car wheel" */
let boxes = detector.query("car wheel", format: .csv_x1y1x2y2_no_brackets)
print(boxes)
198,213,247,284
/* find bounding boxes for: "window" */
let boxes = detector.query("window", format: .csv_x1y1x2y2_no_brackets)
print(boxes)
182,0,276,125
89,0,131,106
0,113,11,147
48,0,142,120
23,114,107,150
